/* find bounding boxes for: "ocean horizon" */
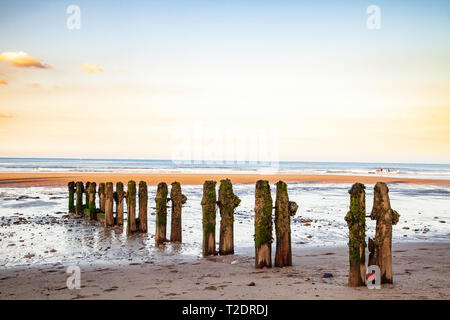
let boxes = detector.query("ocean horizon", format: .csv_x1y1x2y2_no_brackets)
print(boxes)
0,157,449,180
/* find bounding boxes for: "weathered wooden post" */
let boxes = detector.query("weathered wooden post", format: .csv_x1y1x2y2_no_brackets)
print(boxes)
370,182,399,284
105,182,114,227
170,182,187,243
114,182,125,225
254,180,273,268
75,181,84,215
84,181,91,210
274,181,298,267
87,182,97,220
218,179,240,255
126,180,137,233
345,183,366,287
201,180,217,256
68,181,75,213
98,183,106,213
138,181,148,232
155,182,168,245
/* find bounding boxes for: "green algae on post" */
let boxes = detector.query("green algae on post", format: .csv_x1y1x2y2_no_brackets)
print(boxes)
218,179,240,255
275,181,297,267
254,180,273,268
170,181,187,243
75,181,84,215
345,182,366,287
201,180,217,256
138,181,148,233
155,182,168,245
105,182,114,227
68,181,75,213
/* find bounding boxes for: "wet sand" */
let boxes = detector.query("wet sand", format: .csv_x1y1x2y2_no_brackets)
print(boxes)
1,172,449,187
0,242,448,299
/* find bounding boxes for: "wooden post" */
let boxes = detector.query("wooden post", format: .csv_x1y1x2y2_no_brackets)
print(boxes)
84,181,91,210
254,180,273,268
170,182,187,243
138,181,148,233
126,180,137,233
75,181,84,215
201,180,217,256
114,182,125,225
68,181,75,213
218,179,240,255
105,182,114,227
370,182,399,284
87,182,97,220
155,182,168,245
345,183,366,287
98,183,106,213
274,181,297,267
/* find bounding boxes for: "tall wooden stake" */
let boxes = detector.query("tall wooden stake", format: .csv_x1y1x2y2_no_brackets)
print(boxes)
218,179,240,255
105,182,114,227
68,181,75,213
98,183,106,213
155,182,168,245
84,181,91,210
138,181,148,232
201,180,217,256
75,181,84,215
345,183,366,287
170,182,187,243
274,181,297,267
114,182,125,225
126,180,137,233
254,180,273,268
87,182,97,220
370,182,399,284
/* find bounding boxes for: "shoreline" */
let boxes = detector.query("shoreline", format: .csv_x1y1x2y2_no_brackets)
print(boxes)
1,242,448,299
1,172,450,187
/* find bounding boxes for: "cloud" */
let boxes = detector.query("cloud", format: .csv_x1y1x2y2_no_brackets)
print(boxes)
0,79,7,85
0,113,13,119
82,63,104,73
0,51,52,69
31,83,40,88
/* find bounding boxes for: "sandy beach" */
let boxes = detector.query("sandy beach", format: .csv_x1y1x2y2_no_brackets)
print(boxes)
0,242,448,300
1,172,449,187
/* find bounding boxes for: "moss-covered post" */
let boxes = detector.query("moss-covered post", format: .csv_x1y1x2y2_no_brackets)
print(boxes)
218,179,240,255
126,180,137,233
170,182,187,243
274,181,297,267
370,182,399,284
201,180,217,256
114,182,125,225
87,182,97,220
68,181,75,213
84,181,91,210
98,183,106,213
138,181,148,233
155,182,168,245
105,182,114,227
345,183,366,287
254,180,273,268
75,181,84,215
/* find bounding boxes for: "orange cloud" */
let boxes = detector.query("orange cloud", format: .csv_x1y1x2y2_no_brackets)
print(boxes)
0,113,13,119
0,79,7,85
0,51,51,69
82,63,104,73
31,83,40,88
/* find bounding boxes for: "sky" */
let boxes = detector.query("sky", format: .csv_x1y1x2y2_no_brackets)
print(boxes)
0,0,449,163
